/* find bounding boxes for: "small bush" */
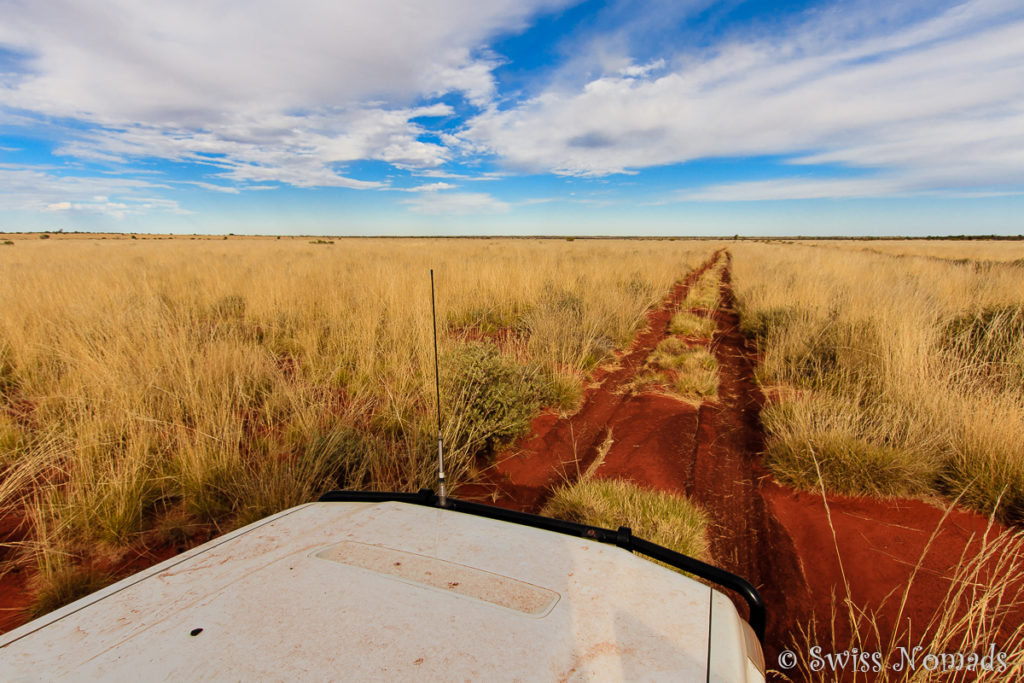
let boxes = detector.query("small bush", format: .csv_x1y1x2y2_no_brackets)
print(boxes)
39,233,50,240
309,239,334,245
543,478,710,563
442,342,568,458
2,240,13,246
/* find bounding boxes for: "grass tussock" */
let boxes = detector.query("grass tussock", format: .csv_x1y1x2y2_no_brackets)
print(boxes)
542,478,710,563
669,310,716,338
29,563,112,618
761,397,943,499
0,237,718,616
637,338,719,403
683,259,726,310
731,242,1024,523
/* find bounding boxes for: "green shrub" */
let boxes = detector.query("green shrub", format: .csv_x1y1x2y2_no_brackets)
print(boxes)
442,342,567,458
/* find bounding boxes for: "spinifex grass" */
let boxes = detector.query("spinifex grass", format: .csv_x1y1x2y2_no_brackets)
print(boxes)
0,236,719,617
683,258,727,310
542,477,710,563
669,310,716,338
731,241,1024,524
636,337,719,403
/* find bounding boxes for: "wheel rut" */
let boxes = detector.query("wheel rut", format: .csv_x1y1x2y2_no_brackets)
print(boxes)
457,249,810,668
458,250,722,511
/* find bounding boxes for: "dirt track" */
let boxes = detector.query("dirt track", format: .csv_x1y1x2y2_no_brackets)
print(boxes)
460,249,1020,678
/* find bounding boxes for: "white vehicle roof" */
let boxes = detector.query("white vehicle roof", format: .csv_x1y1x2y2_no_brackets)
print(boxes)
0,500,764,681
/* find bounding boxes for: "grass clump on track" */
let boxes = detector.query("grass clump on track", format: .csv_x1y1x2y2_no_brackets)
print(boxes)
542,478,710,563
641,338,718,403
683,259,725,310
668,310,715,338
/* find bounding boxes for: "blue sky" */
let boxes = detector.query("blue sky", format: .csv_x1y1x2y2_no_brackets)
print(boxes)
1,0,1022,236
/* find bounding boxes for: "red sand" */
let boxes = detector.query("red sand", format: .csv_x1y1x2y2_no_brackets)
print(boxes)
459,250,1021,679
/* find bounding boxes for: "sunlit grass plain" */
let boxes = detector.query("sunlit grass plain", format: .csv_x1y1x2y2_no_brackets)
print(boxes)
731,241,1024,524
3,234,1024,647
0,236,712,610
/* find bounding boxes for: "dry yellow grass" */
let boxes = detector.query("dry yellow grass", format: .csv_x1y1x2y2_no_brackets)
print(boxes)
0,236,715,612
542,477,710,564
731,241,1024,523
797,239,1024,264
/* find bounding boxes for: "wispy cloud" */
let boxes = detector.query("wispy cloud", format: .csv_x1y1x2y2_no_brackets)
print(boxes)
394,182,457,192
465,0,1024,196
403,191,509,214
0,165,186,215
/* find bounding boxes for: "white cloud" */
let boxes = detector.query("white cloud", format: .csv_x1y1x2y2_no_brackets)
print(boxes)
618,59,665,78
0,165,187,215
0,0,571,189
463,0,1024,196
403,191,509,214
396,182,457,192
0,1,571,122
678,177,911,201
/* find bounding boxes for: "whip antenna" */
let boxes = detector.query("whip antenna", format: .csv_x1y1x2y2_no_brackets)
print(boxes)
430,269,447,507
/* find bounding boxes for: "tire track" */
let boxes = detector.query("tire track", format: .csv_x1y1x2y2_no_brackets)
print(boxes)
458,251,723,512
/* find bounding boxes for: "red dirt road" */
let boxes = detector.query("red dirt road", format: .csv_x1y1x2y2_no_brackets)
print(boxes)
457,250,723,511
459,250,1022,679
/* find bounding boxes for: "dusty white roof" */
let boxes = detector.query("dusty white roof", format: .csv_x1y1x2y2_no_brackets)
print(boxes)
0,501,746,681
